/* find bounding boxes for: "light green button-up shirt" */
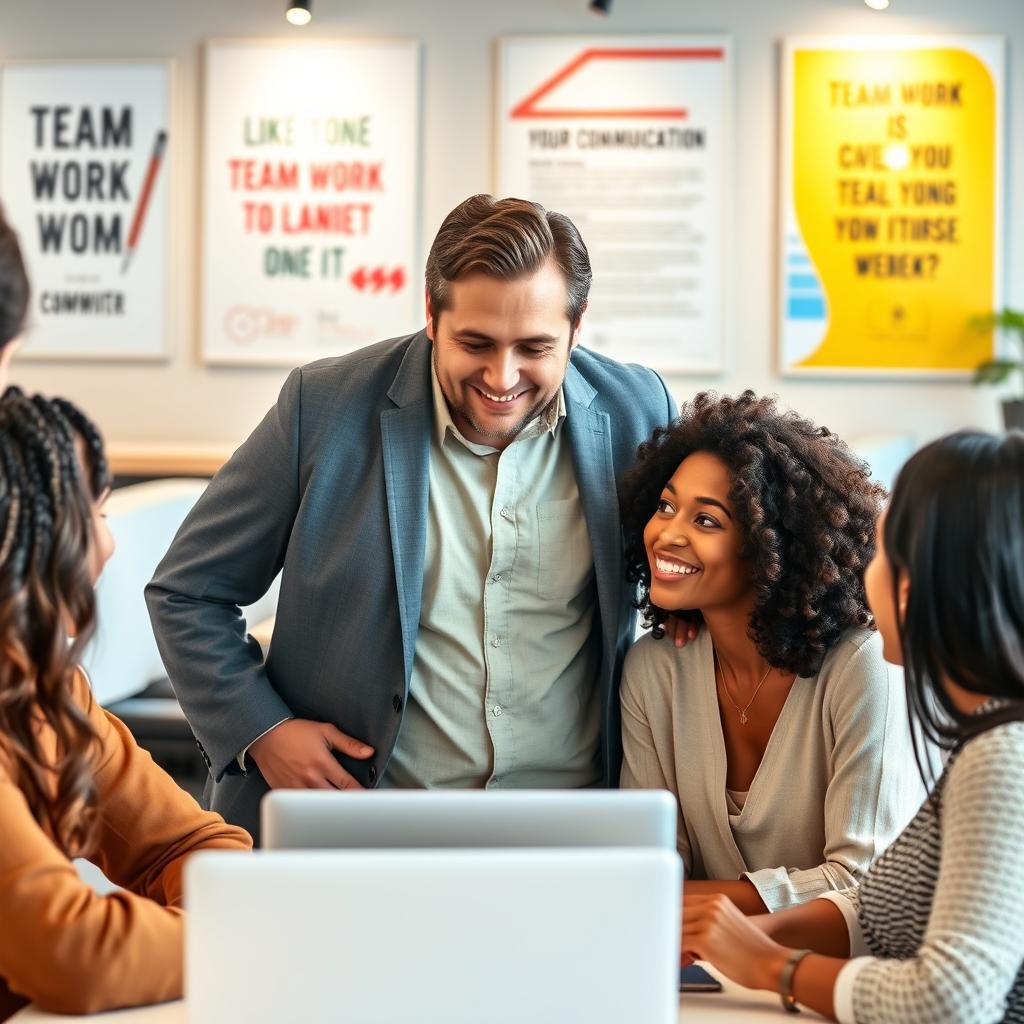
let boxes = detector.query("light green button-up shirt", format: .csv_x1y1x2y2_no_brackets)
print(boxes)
379,363,601,789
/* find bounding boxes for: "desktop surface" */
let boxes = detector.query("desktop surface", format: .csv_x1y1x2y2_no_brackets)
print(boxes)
14,969,825,1021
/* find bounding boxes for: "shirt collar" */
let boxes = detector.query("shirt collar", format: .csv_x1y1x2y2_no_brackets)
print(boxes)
430,359,566,451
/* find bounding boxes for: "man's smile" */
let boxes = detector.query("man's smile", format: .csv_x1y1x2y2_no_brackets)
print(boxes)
471,384,531,410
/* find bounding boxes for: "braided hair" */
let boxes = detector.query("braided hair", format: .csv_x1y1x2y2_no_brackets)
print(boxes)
0,387,110,855
621,391,885,677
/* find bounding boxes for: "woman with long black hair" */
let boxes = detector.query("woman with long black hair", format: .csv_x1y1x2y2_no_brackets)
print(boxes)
681,429,1024,1023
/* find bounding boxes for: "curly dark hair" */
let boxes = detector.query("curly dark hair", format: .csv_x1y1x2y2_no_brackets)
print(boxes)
621,391,886,677
0,204,29,350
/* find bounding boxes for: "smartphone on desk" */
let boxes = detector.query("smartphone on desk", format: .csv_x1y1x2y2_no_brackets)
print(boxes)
680,964,723,992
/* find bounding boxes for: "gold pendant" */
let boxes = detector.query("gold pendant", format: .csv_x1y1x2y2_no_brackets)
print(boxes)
739,711,749,725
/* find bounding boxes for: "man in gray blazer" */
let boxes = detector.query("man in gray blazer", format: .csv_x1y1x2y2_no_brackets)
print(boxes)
147,194,676,840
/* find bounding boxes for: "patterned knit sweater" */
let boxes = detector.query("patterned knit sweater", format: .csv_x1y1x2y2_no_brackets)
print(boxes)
836,721,1024,1023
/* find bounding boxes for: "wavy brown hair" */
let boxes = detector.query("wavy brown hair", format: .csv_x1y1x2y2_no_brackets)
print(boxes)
0,387,110,856
425,194,592,330
622,391,885,677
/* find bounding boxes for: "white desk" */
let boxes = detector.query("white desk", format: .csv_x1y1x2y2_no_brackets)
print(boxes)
14,968,823,1021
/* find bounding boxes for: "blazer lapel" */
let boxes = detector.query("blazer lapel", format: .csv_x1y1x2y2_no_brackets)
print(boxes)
381,334,432,685
564,363,620,663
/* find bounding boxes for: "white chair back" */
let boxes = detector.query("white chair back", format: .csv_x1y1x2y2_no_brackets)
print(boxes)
83,478,279,705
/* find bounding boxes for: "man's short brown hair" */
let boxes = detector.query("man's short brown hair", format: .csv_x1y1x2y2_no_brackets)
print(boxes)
425,194,592,330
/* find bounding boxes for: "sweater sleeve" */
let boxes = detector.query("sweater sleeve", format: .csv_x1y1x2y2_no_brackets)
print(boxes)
849,725,1024,1024
619,641,691,870
0,674,251,1015
818,890,869,956
744,636,919,911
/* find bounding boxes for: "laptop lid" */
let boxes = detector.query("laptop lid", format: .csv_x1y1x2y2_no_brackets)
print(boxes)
261,789,677,850
186,848,681,1024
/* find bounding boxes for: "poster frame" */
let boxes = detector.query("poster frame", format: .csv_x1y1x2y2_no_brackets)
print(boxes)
199,36,422,368
777,34,1006,380
0,57,175,363
495,33,733,376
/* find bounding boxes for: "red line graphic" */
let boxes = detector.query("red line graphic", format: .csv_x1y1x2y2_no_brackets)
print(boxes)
509,47,725,120
121,129,167,274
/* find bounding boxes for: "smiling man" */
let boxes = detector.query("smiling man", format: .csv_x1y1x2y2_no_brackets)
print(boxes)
147,194,677,839
430,266,568,447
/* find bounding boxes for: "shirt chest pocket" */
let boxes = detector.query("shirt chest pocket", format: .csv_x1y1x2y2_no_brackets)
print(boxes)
535,498,594,600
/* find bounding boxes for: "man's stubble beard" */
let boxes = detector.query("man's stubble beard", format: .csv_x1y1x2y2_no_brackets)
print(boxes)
459,392,556,442
434,349,568,444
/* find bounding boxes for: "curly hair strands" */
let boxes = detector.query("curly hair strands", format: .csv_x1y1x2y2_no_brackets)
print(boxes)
0,389,110,856
621,391,886,678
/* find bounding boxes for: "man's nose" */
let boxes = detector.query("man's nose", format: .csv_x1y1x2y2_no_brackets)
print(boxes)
482,351,519,394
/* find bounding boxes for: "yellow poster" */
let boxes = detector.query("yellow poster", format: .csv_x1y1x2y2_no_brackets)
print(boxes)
780,38,1004,375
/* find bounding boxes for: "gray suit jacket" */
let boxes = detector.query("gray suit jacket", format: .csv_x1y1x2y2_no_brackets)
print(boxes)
146,331,675,838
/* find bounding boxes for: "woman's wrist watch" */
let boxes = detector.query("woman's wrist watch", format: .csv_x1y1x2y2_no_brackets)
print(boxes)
778,948,812,1013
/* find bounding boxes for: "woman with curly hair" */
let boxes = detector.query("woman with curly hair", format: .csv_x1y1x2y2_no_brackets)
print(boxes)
619,391,919,915
681,430,1024,1022
0,388,250,1020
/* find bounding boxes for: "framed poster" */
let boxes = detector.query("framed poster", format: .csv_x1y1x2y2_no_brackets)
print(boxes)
0,60,171,361
779,36,1005,377
498,36,731,373
201,39,420,366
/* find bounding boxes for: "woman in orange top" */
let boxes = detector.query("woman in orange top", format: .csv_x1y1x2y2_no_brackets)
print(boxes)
0,389,252,1019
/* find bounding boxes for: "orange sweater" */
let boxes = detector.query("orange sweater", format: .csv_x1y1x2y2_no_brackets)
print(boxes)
0,673,251,1016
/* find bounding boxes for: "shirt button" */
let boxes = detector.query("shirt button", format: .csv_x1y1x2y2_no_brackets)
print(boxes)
492,705,504,717
500,507,513,521
490,637,502,648
492,573,503,583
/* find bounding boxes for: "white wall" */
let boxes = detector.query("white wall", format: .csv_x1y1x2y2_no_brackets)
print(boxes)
5,0,1022,450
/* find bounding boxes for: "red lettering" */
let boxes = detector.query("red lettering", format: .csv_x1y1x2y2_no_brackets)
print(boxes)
228,159,300,190
307,162,384,192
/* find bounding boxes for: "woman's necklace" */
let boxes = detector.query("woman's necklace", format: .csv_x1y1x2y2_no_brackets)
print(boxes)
714,649,772,726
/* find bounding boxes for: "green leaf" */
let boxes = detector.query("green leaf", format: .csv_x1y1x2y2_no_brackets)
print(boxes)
968,309,1024,379
969,308,1024,334
995,309,1024,332
972,360,1019,386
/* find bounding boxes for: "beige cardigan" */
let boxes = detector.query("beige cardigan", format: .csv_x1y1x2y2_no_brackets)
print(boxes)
620,627,921,911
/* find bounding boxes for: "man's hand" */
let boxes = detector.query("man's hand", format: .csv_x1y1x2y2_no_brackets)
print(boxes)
666,614,700,648
248,718,374,790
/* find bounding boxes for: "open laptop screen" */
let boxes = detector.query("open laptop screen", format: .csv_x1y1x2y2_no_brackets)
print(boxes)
261,789,677,850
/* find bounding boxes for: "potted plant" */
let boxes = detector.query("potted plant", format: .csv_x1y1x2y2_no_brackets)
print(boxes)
970,308,1024,431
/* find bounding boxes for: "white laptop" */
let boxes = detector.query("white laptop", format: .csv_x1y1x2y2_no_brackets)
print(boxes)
261,788,677,850
186,848,681,1024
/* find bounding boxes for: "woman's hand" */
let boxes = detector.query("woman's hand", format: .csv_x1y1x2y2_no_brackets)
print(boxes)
681,894,789,992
